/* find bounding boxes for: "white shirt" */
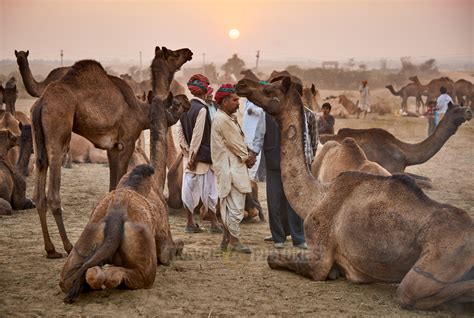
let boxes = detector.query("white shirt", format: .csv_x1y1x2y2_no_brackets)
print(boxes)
242,100,265,153
436,93,453,114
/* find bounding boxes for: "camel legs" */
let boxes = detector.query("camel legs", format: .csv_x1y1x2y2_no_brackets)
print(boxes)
85,222,157,290
267,218,335,281
47,151,73,254
34,162,62,258
107,143,135,191
397,256,474,309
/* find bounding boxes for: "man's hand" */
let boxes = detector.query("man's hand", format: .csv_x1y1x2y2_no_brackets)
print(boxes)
187,152,197,171
245,152,257,168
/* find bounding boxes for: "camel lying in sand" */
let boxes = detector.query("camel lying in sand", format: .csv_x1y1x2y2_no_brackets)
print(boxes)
0,129,35,215
312,137,390,183
319,102,472,181
236,76,474,310
60,95,185,303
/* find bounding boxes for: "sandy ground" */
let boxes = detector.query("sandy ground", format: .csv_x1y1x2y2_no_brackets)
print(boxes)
0,98,473,316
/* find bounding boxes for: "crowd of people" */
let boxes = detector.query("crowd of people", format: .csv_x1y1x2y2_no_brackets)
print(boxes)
177,74,323,253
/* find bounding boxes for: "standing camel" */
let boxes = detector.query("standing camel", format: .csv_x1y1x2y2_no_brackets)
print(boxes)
60,94,186,303
30,46,192,258
319,103,472,181
409,75,455,104
454,79,473,106
385,82,424,113
236,76,474,310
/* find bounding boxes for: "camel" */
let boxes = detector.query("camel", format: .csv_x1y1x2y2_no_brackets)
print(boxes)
311,137,390,183
385,82,424,113
409,76,455,104
236,76,474,310
0,81,4,108
15,50,71,98
0,128,35,215
30,46,192,258
338,95,359,115
240,69,260,82
1,78,31,125
301,84,320,112
67,133,108,164
454,79,473,106
319,102,472,180
321,96,350,118
60,94,185,303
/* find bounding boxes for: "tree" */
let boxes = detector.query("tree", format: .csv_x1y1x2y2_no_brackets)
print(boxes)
221,54,245,77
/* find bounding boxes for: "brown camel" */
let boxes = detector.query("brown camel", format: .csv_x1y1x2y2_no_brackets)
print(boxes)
0,128,35,215
338,95,359,115
319,102,472,181
67,133,108,164
312,137,390,183
321,96,350,118
236,76,474,310
60,94,185,303
385,82,424,113
409,75,455,104
15,50,71,98
0,81,4,108
240,69,260,82
301,84,320,112
30,46,192,258
454,79,473,106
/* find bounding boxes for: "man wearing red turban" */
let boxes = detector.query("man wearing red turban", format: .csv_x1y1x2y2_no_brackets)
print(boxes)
178,74,222,233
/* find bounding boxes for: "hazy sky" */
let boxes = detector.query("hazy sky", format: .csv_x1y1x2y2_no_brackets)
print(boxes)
0,0,472,66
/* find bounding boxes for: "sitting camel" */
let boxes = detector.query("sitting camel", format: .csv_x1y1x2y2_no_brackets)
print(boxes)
319,103,472,181
312,137,390,183
0,129,35,215
236,76,474,310
337,95,359,115
302,84,320,112
67,133,108,164
31,46,192,258
60,95,185,303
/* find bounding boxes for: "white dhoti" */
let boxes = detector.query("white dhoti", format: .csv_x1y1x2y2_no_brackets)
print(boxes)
182,169,218,214
220,186,245,239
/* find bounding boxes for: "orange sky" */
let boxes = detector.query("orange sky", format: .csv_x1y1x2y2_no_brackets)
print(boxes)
0,0,472,66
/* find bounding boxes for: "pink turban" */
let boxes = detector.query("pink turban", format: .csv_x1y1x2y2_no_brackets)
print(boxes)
214,84,236,105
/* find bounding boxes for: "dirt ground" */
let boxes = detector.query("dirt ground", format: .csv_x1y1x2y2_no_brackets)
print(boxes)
0,97,473,316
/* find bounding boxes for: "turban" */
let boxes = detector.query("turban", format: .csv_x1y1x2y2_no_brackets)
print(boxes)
214,84,236,105
187,74,210,96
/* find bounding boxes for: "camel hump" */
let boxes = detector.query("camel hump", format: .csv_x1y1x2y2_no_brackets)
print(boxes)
340,137,368,159
62,60,105,83
390,173,428,201
44,67,71,83
107,75,142,111
119,164,155,192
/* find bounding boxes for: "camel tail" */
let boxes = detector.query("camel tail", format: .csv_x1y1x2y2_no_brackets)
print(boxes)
31,100,48,170
64,206,125,303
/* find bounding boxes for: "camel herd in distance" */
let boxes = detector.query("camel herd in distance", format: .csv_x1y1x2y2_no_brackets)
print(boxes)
0,46,472,310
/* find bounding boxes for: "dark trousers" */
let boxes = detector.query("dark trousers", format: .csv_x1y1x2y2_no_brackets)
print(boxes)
266,169,305,245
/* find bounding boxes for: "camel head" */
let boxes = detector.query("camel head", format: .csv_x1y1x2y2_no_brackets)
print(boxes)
3,82,18,114
236,78,280,114
14,50,29,63
152,46,193,74
240,69,260,82
443,102,472,127
0,129,19,157
302,83,319,111
149,91,190,127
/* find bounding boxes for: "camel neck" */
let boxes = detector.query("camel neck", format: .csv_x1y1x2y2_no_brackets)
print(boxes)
149,98,168,192
17,59,41,97
277,88,325,219
402,115,459,166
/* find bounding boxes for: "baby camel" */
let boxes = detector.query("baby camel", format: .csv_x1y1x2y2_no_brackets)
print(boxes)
236,76,473,310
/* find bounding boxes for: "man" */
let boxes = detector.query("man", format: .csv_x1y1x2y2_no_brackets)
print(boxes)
358,80,370,118
177,74,222,233
435,86,453,125
242,96,266,181
317,102,335,135
211,84,256,253
250,81,316,249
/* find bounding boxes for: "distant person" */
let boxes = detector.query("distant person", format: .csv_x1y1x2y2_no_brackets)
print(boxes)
317,102,335,135
435,86,453,125
425,101,437,136
358,80,371,118
211,84,256,253
204,86,218,121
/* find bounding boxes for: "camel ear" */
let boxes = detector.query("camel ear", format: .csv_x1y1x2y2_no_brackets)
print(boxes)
162,47,169,59
166,91,174,106
311,83,316,95
282,76,292,93
26,50,29,57
14,50,18,57
147,90,155,104
8,131,18,146
155,46,161,54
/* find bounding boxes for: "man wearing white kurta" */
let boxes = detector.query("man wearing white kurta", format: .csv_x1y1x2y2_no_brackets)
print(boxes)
211,84,256,253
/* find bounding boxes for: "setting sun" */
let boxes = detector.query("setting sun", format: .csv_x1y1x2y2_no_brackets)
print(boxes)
228,28,240,40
